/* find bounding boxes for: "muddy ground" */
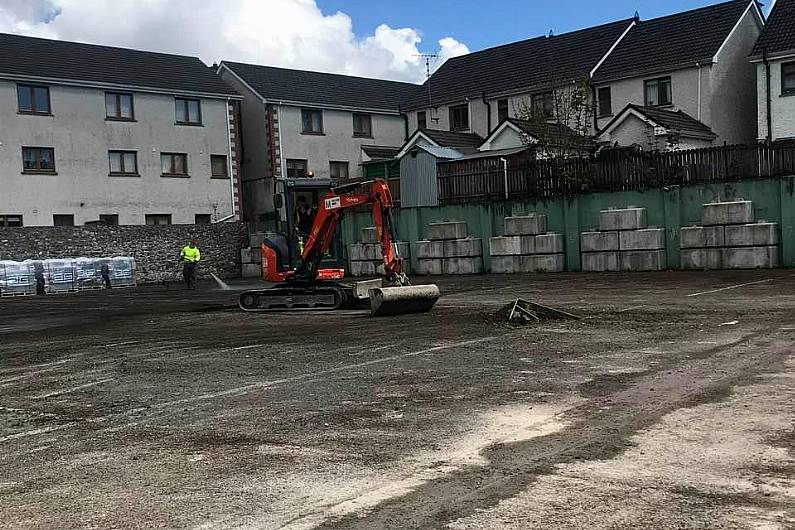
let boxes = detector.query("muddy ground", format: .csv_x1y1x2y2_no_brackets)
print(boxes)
0,271,792,529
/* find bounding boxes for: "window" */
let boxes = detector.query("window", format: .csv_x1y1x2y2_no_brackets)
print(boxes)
782,62,795,95
353,113,372,137
301,108,323,134
99,214,119,226
22,147,55,173
531,92,554,118
644,77,672,106
161,153,188,176
17,84,50,114
598,86,613,116
105,92,134,120
211,155,228,178
53,215,74,227
449,104,469,131
497,99,509,122
175,98,201,125
286,159,308,178
145,214,172,226
329,161,349,180
108,151,138,176
417,111,427,130
195,214,212,224
0,215,23,227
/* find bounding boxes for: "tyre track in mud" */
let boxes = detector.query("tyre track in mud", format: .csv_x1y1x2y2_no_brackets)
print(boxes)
319,330,790,529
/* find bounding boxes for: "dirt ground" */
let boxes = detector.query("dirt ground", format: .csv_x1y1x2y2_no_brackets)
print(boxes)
0,271,793,529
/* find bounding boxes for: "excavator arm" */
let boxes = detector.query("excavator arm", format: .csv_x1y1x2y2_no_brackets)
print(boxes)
295,179,405,284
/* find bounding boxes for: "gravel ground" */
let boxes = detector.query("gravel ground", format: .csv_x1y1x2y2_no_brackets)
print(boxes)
0,270,792,529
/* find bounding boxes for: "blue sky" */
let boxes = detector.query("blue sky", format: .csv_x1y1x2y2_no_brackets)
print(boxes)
317,0,769,53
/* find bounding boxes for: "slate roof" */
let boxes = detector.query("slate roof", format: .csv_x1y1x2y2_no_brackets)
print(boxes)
593,0,756,82
402,19,635,110
221,61,420,112
0,32,236,96
751,0,795,57
361,145,401,161
421,129,484,154
411,145,463,160
607,104,717,138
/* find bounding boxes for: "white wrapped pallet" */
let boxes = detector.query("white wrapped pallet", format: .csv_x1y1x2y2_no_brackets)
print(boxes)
110,257,136,287
0,261,36,296
75,258,103,290
45,259,77,293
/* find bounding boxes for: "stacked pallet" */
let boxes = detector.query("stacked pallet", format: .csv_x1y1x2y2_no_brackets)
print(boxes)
348,227,411,277
415,221,483,275
681,200,779,269
489,214,565,273
581,207,667,272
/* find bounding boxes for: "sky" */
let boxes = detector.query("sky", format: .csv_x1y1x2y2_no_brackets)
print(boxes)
0,0,776,84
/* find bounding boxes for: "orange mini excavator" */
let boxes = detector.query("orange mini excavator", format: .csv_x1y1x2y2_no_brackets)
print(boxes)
238,179,440,316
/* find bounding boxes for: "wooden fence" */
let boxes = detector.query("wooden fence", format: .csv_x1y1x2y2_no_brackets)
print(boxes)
437,143,795,204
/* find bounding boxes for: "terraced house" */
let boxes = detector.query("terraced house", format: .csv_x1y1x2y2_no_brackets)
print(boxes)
0,33,241,227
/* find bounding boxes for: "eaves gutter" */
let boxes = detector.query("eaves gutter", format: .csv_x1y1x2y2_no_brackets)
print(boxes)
0,72,241,100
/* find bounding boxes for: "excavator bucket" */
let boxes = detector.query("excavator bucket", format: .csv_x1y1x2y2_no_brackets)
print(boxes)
369,284,440,317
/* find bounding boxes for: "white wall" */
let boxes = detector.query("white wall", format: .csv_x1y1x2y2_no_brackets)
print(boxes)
407,98,490,138
278,105,406,179
758,60,795,141
0,81,233,226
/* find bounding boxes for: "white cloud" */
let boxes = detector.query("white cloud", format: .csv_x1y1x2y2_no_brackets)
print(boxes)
0,0,469,83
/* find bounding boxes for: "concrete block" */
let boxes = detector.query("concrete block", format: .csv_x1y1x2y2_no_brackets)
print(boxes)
443,238,483,257
681,248,722,270
249,232,266,249
701,200,753,226
349,261,376,277
490,256,521,274
414,240,444,259
349,244,374,261
580,231,619,252
444,257,483,275
534,233,564,254
489,236,522,256
724,223,779,247
680,226,725,248
416,259,443,276
721,246,779,269
581,252,619,272
360,227,379,243
522,254,565,273
241,263,262,278
240,247,262,264
619,228,666,250
504,214,547,236
599,208,647,231
427,221,467,240
395,241,411,258
620,250,666,272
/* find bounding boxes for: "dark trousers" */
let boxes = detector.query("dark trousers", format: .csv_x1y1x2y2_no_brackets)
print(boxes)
183,262,197,289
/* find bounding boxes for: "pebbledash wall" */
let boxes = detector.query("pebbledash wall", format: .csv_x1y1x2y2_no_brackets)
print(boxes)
0,223,247,282
340,176,795,272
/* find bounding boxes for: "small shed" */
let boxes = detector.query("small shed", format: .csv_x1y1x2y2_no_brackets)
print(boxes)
399,144,462,207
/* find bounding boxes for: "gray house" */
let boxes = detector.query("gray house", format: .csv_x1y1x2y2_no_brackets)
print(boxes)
0,33,241,227
594,0,764,149
217,62,419,228
751,0,795,141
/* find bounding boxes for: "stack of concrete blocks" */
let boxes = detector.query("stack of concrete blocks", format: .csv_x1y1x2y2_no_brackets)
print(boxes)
241,233,264,278
681,200,779,270
581,207,667,272
415,221,483,275
488,214,565,273
348,226,411,277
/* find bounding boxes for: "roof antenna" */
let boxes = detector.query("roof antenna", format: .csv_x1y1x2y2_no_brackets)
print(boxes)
548,29,554,37
634,10,640,21
415,53,438,107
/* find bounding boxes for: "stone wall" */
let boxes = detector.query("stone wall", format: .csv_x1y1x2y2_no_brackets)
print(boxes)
0,223,247,283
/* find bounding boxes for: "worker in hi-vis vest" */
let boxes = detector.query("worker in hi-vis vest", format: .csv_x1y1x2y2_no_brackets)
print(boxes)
180,241,201,289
